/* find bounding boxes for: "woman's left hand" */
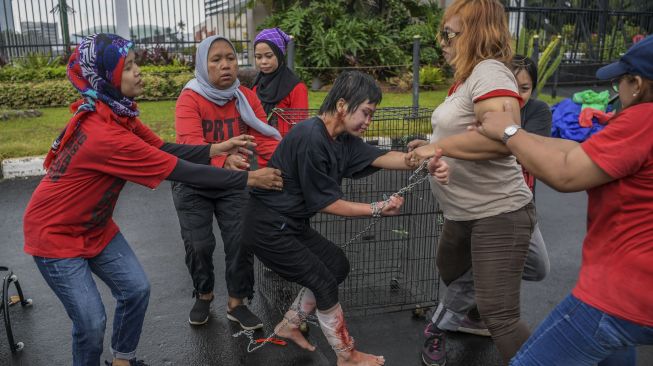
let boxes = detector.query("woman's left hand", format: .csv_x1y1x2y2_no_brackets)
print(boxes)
213,135,257,156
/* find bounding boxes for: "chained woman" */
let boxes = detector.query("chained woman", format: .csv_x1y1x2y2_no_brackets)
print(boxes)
242,71,449,366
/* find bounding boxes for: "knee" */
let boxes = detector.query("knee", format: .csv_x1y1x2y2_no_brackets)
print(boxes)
523,252,550,283
522,265,549,282
333,255,350,284
123,277,151,304
188,237,215,256
75,309,107,341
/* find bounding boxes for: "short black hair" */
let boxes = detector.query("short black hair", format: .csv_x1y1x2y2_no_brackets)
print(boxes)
511,54,538,92
319,71,382,115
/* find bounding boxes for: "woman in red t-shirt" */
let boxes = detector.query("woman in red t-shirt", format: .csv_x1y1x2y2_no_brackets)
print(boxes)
172,35,281,331
477,36,653,366
23,33,282,366
252,27,309,137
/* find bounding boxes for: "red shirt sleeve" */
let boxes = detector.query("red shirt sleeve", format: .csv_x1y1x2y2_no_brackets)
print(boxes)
288,83,309,109
581,105,653,179
473,89,525,108
101,126,178,189
175,90,227,168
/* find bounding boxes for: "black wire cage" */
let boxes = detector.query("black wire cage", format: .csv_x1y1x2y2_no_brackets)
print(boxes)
255,107,443,317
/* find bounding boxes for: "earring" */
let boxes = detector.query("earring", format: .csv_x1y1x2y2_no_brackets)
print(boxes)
633,93,638,97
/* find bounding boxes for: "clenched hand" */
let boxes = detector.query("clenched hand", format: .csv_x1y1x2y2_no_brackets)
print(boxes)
246,167,283,191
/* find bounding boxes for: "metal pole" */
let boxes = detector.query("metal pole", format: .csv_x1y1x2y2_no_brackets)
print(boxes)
58,0,70,54
287,35,295,72
551,41,561,99
412,35,421,115
114,0,130,40
532,34,540,67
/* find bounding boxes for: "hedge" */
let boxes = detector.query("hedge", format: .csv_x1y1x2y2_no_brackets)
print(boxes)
0,64,193,83
0,72,195,109
0,66,264,109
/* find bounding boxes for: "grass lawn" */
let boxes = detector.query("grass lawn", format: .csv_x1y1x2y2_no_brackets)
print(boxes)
0,90,562,160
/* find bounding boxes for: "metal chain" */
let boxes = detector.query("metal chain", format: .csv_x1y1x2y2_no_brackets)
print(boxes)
233,288,319,353
233,159,433,352
339,158,431,249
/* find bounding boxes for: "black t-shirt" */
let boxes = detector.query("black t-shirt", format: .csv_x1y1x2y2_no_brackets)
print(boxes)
521,99,552,137
252,116,388,218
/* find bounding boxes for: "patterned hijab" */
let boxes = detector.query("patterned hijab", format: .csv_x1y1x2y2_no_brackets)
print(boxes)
44,33,138,169
184,35,281,140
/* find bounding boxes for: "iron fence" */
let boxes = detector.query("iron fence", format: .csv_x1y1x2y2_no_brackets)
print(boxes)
0,0,252,65
505,0,653,84
255,107,442,317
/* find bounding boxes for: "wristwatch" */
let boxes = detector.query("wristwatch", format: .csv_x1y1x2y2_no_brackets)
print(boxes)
502,124,522,144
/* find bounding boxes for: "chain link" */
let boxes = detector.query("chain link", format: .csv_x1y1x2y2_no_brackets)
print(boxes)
339,158,431,249
232,288,319,353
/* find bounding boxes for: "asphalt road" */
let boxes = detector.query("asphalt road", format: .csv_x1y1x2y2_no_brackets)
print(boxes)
0,176,651,366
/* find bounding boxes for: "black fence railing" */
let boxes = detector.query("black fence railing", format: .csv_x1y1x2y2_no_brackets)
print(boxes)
2,1,652,88
0,0,252,65
505,0,653,84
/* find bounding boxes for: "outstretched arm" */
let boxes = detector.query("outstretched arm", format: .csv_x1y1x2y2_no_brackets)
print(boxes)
373,150,450,185
476,101,614,192
320,195,404,217
407,96,518,162
371,151,415,170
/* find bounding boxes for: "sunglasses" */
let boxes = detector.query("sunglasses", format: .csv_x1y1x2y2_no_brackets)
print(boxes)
611,75,633,92
440,29,461,45
611,77,621,92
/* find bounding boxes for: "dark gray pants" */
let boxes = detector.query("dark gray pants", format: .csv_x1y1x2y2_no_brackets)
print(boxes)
171,183,253,299
242,196,350,311
435,203,536,365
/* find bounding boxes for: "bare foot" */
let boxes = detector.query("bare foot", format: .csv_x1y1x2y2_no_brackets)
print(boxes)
274,318,316,351
337,350,385,366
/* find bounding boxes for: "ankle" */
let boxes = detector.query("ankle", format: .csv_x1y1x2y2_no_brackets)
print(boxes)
228,297,243,311
112,359,130,366
335,349,362,362
197,292,213,301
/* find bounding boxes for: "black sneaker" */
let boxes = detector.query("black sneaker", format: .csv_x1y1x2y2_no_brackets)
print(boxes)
227,304,263,330
189,295,213,325
104,359,149,366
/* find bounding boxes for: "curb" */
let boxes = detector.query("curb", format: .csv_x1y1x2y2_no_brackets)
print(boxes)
1,156,45,179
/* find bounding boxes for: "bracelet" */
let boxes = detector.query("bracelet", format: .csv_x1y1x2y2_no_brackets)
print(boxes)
371,201,382,218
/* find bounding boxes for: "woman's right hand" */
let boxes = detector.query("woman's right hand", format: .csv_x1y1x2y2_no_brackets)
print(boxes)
378,195,405,216
247,167,283,190
405,143,437,167
407,139,428,152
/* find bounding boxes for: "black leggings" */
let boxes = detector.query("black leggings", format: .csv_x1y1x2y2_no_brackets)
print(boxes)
242,196,350,310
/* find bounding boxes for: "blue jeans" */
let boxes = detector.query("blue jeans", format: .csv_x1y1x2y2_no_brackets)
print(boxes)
510,294,653,366
34,232,150,366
